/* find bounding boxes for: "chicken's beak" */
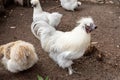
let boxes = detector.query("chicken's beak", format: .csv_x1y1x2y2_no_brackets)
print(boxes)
91,23,97,30
85,24,97,33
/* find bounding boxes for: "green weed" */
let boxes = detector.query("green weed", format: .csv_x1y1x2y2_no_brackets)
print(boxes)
37,75,49,80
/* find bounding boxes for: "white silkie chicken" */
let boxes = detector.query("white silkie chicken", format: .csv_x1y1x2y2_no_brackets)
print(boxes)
31,17,97,75
60,0,82,11
30,0,63,27
0,40,38,73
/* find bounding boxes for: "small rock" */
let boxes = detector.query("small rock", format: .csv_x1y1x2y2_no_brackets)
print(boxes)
10,26,16,29
10,9,13,12
119,16,120,19
91,42,98,45
10,10,13,13
98,54,102,58
96,53,104,61
108,11,113,14
20,13,23,16
115,63,118,66
4,16,7,18
117,45,120,48
109,1,114,4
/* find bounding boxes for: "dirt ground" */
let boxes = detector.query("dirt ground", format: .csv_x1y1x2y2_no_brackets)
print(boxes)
0,1,120,80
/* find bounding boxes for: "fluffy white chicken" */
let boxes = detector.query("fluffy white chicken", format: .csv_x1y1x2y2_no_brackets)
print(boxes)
31,17,97,75
0,40,38,73
60,0,81,11
30,0,63,27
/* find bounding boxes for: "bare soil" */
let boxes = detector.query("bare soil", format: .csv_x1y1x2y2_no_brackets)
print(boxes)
0,1,120,80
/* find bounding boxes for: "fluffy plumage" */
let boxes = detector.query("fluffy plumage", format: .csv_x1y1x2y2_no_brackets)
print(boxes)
60,0,81,11
31,17,97,75
0,40,38,73
31,0,63,27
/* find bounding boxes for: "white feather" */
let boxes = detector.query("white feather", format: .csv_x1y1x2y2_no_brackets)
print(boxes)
0,40,38,73
31,17,96,75
60,0,81,11
31,0,63,27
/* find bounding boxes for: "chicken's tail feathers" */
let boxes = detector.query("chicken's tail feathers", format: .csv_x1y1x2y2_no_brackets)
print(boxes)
31,22,41,40
31,21,56,40
48,12,63,27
